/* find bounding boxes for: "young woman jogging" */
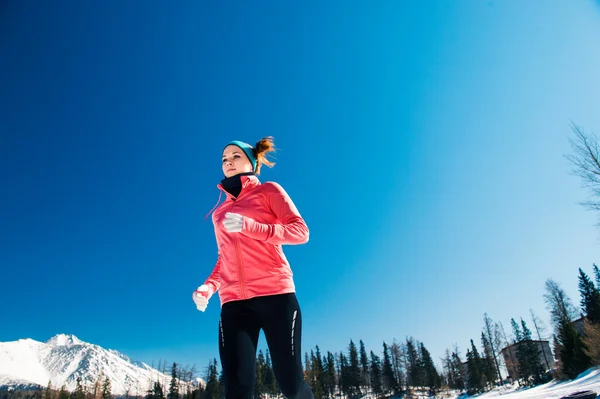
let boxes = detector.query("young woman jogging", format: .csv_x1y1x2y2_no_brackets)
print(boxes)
193,137,314,399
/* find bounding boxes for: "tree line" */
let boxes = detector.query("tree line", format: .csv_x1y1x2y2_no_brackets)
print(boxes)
198,338,442,399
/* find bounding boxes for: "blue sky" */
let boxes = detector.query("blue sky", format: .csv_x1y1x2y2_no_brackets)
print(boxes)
2,1,600,373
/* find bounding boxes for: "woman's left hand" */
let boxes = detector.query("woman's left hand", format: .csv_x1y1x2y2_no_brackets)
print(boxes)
223,212,244,233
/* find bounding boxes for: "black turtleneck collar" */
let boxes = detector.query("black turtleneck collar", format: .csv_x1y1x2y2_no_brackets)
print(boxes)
221,172,254,199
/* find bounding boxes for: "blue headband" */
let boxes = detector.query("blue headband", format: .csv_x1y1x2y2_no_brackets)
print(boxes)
225,140,257,171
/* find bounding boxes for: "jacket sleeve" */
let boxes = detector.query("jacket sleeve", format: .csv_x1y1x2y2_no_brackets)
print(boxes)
203,220,222,296
241,182,309,245
203,254,221,297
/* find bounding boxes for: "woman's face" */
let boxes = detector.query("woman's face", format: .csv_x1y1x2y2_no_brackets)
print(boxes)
222,145,253,178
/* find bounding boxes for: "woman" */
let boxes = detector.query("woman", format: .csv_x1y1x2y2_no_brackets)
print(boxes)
193,137,314,399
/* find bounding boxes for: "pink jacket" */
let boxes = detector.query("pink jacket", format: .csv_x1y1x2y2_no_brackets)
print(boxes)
204,175,309,305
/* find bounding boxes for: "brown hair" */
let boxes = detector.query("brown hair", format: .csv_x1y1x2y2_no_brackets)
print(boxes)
253,136,276,175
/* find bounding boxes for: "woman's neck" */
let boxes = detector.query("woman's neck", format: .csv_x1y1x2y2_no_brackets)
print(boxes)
221,172,254,198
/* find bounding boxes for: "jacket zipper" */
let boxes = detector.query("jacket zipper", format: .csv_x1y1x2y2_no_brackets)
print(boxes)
230,201,247,299
234,234,246,299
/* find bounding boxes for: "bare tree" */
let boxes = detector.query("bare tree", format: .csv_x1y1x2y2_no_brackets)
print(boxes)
583,319,600,365
389,339,406,392
543,279,578,328
498,321,517,383
482,313,503,382
529,309,552,371
565,123,600,221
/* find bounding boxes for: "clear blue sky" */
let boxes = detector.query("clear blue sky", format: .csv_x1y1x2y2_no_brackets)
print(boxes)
2,1,600,373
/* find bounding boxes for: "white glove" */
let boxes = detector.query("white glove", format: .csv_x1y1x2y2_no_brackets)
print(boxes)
223,212,244,233
192,285,210,312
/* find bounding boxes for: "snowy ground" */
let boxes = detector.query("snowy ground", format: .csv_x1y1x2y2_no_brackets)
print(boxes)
452,367,600,399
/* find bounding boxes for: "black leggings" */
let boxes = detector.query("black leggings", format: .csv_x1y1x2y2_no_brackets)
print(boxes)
218,293,314,399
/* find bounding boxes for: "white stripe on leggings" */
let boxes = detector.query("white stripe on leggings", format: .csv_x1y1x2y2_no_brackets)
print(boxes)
291,310,297,356
220,317,225,347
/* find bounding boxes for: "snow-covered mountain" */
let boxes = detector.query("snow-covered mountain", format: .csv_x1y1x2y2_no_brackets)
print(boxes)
0,334,201,395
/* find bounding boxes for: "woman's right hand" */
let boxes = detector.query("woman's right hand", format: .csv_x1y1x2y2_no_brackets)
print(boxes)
192,285,210,312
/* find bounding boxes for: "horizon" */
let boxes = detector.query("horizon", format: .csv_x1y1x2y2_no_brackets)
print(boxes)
2,1,600,373
2,264,598,374
3,333,600,399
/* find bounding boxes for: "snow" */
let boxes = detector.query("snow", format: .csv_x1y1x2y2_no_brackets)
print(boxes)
46,334,84,348
0,334,201,395
448,367,600,399
0,338,50,386
354,369,600,399
0,374,43,390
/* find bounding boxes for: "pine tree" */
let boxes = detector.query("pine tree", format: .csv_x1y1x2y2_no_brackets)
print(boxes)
264,351,278,397
101,378,111,399
255,351,266,399
512,318,531,384
444,348,465,390
218,369,225,399
324,352,337,399
452,349,466,390
511,318,522,343
338,353,350,398
419,343,441,394
369,351,382,398
521,319,544,384
358,340,369,390
545,278,592,379
480,332,498,387
44,381,54,399
191,382,204,399
556,317,592,379
312,346,326,399
305,352,313,387
58,386,69,399
466,340,484,394
405,338,422,389
204,359,220,399
347,340,361,397
517,319,543,384
579,268,600,324
381,342,398,395
465,349,474,392
71,377,85,399
585,265,600,363
153,382,165,399
168,363,180,399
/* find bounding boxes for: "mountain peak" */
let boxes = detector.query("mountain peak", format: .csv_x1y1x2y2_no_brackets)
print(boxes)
1,334,204,395
45,334,84,347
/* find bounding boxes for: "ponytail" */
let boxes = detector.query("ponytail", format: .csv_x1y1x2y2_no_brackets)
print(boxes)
253,136,276,175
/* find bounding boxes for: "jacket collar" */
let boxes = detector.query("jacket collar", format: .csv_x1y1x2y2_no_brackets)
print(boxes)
217,174,261,200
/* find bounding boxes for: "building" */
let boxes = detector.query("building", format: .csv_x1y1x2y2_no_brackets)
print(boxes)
500,340,554,379
572,316,585,335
